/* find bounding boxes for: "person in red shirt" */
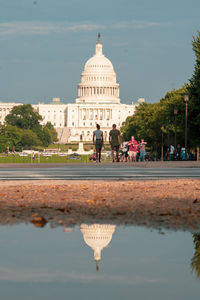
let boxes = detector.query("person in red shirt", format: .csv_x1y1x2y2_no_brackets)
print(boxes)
128,136,139,162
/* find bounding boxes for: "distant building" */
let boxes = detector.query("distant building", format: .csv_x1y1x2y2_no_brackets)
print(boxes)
0,102,22,125
1,34,145,143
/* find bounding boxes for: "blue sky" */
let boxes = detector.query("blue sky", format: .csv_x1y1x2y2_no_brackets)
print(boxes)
0,0,199,104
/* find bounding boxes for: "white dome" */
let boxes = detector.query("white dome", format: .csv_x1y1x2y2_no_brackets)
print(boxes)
76,33,120,104
84,51,115,74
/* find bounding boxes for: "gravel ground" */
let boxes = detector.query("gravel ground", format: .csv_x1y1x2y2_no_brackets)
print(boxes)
0,179,200,231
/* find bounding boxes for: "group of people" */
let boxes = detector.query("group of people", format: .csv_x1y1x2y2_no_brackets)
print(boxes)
167,144,194,161
120,136,147,162
93,124,147,163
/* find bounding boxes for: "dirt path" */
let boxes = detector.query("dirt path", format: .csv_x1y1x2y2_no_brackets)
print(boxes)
0,179,200,231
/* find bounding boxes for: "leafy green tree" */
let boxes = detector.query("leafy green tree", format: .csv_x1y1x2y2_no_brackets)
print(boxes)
34,122,58,147
21,130,41,147
0,124,22,152
36,127,52,147
5,104,42,130
121,86,187,157
159,86,187,146
5,105,57,148
188,30,200,146
44,122,58,143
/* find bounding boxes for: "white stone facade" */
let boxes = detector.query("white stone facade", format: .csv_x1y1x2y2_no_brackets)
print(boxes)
0,34,143,143
34,34,138,142
0,102,22,125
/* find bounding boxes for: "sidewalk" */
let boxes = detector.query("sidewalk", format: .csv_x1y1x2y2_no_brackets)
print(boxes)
124,160,200,168
0,160,199,168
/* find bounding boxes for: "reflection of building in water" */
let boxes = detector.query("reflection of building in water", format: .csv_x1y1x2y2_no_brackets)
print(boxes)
80,224,116,271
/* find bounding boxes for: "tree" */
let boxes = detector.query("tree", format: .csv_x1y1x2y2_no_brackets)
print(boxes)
21,130,41,147
121,86,187,158
5,104,42,130
34,122,58,147
188,30,200,146
5,105,57,147
159,86,187,147
0,124,22,151
43,122,58,143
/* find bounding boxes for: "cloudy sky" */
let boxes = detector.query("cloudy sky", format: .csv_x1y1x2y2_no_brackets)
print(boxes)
0,0,199,104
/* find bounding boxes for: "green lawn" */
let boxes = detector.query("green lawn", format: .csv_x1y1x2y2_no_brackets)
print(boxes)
0,154,111,163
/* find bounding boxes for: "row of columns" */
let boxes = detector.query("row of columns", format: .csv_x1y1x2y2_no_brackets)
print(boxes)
78,86,119,97
80,108,112,121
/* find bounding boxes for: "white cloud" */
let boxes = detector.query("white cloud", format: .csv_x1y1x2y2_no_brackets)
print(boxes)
0,21,106,37
0,19,162,39
112,20,161,29
64,24,106,32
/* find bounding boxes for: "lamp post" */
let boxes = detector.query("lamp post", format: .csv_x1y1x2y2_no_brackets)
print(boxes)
161,126,164,161
174,107,178,149
184,93,189,160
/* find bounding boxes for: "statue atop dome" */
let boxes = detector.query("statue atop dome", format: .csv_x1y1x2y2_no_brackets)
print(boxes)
97,32,101,44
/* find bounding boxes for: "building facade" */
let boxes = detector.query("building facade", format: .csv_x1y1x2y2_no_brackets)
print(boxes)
0,102,22,125
34,34,142,142
1,34,144,143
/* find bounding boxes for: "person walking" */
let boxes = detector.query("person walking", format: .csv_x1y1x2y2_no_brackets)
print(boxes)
109,124,122,162
128,136,139,162
139,139,147,162
93,124,103,163
120,140,129,162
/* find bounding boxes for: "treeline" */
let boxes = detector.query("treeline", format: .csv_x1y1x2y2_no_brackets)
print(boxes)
0,104,58,151
121,31,200,157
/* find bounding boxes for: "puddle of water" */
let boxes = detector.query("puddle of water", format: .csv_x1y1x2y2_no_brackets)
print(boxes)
0,223,199,300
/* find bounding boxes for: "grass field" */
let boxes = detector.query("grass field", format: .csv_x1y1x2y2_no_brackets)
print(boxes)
0,154,111,163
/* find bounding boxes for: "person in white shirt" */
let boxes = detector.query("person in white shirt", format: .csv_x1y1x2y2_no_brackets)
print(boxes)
169,144,175,161
93,124,104,163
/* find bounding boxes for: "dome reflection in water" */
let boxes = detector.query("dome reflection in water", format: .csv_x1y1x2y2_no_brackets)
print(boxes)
80,224,116,271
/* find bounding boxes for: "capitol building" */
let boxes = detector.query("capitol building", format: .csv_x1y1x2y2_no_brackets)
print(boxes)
0,34,144,143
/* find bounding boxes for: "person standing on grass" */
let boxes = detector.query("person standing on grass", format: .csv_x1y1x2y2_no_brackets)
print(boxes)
93,124,103,163
109,124,122,162
128,136,139,162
